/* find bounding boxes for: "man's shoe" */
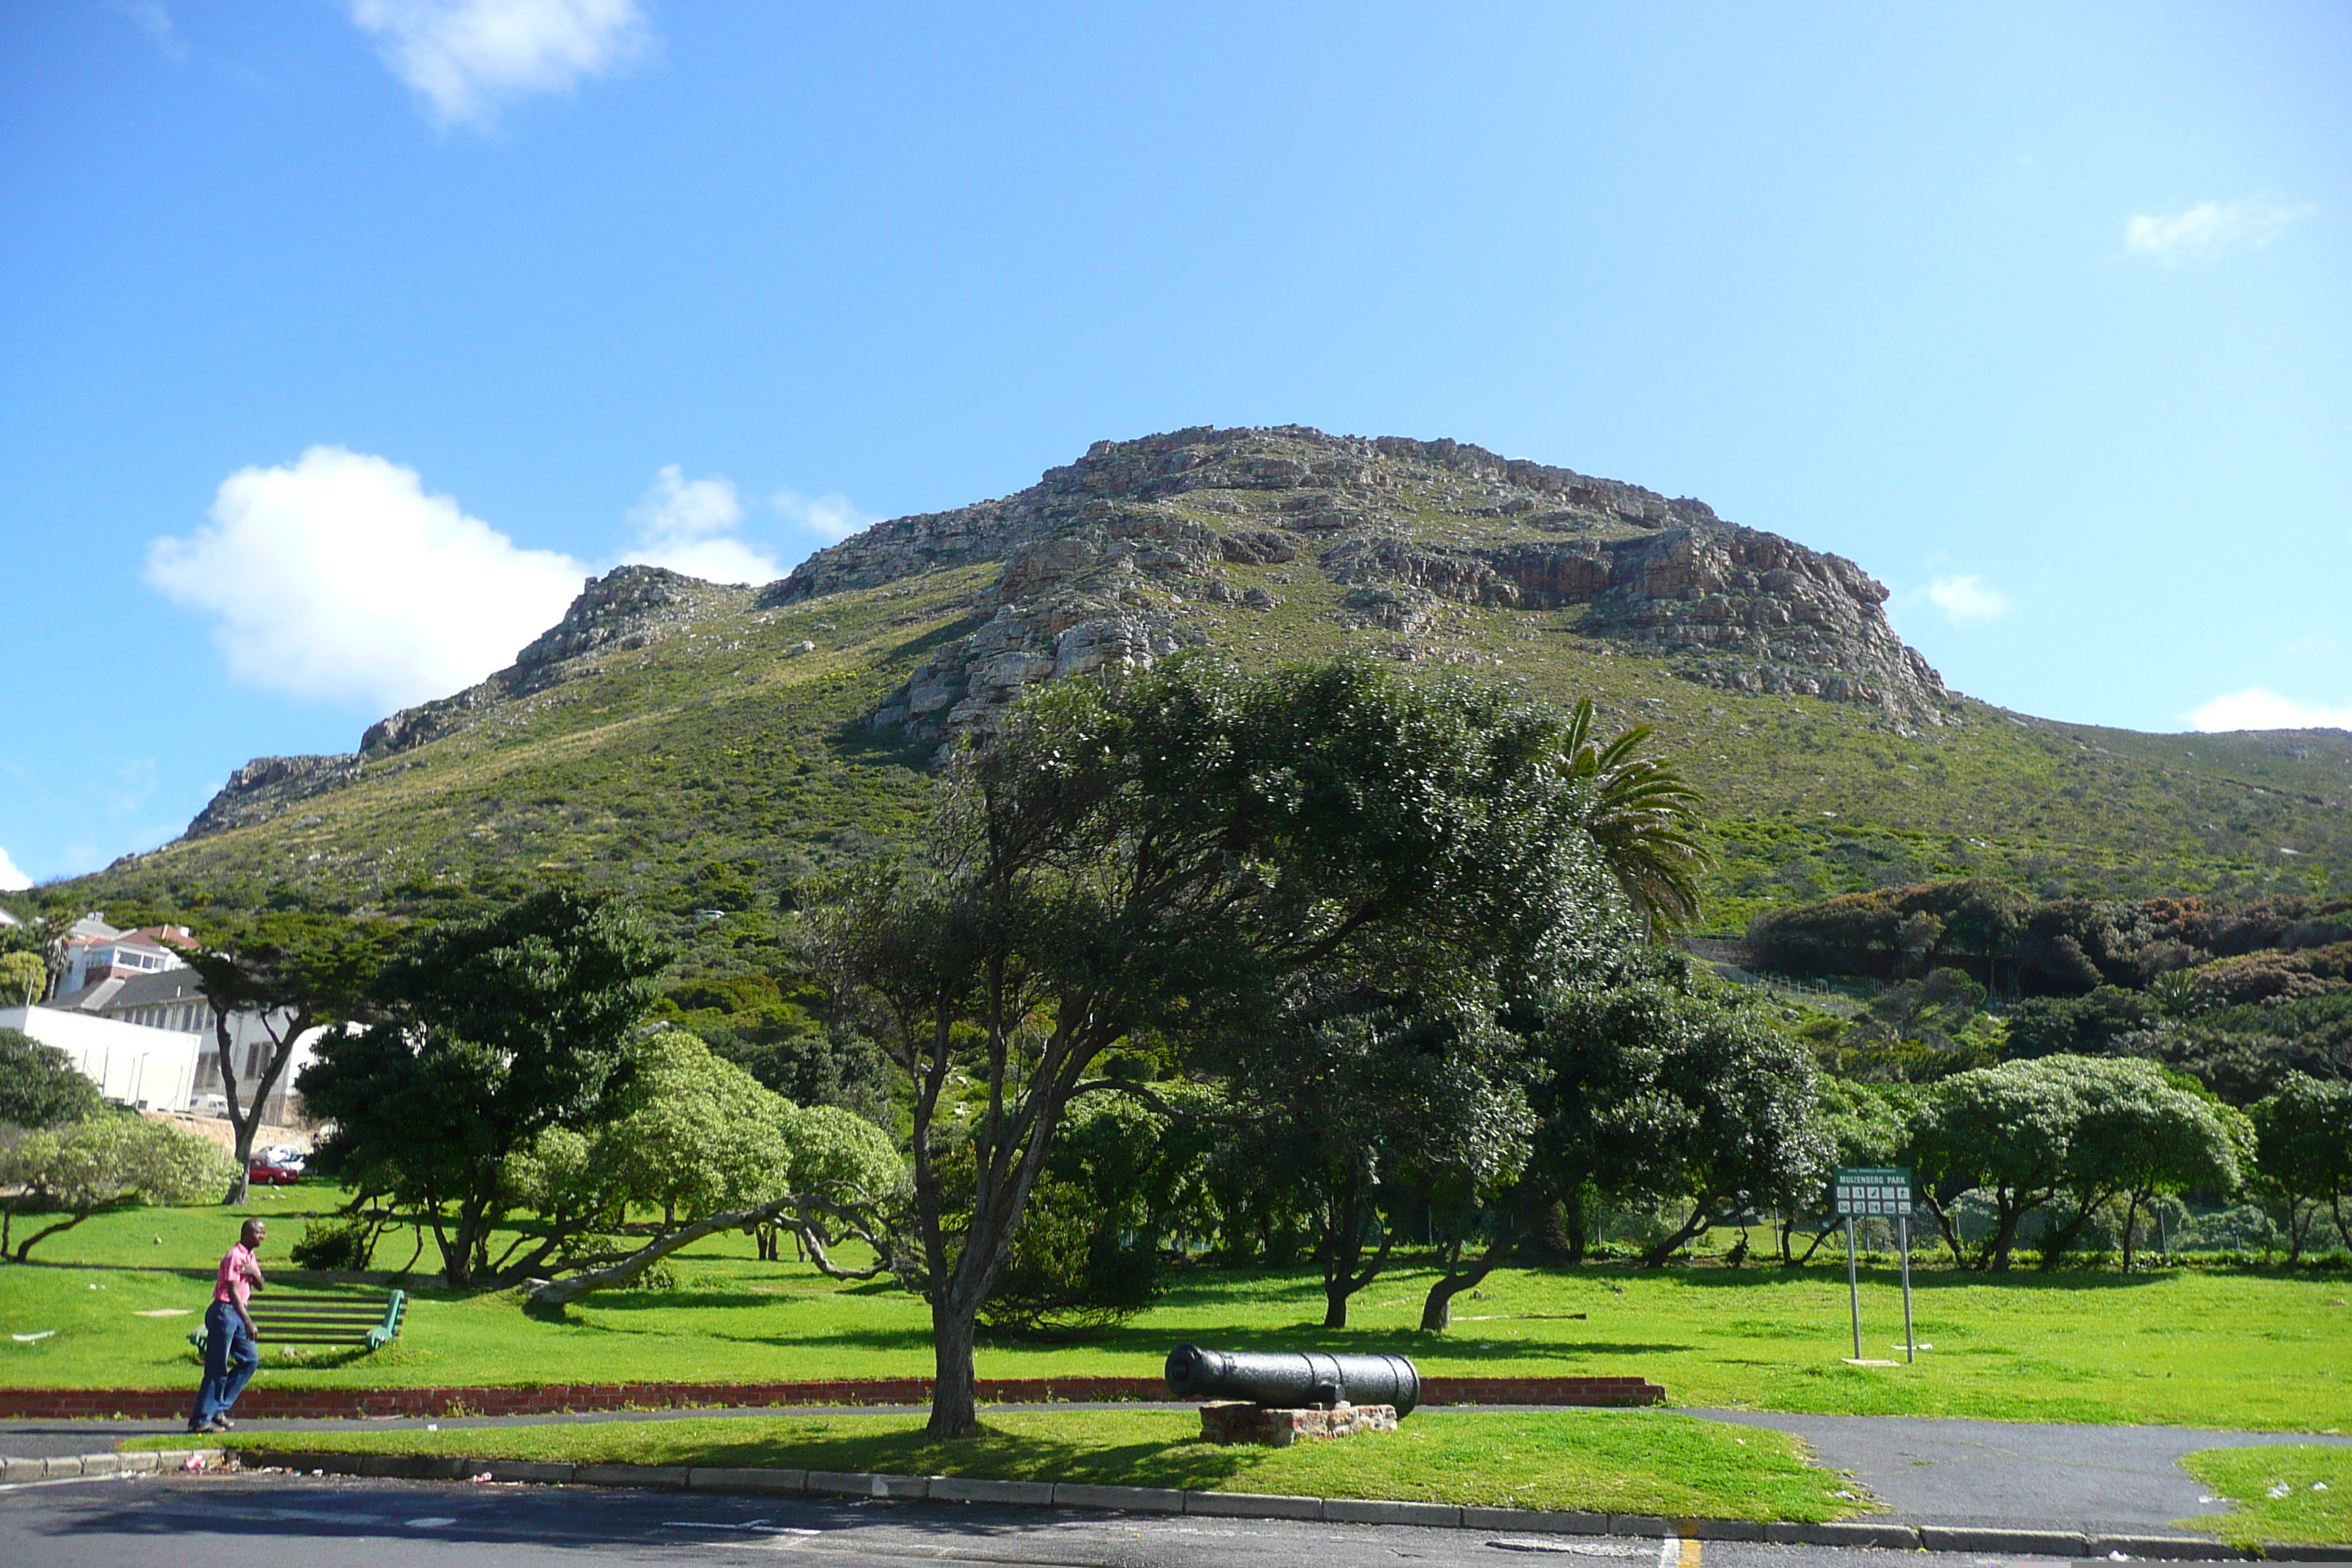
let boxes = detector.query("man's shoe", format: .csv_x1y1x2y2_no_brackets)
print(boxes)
203,1417,233,1433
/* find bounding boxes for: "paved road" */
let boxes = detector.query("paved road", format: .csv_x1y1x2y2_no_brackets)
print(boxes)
0,1404,1217,1458
0,1471,2133,1568
12,1403,2352,1542
1690,1409,2352,1537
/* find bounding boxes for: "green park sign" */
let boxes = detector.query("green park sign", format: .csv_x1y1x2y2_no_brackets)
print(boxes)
1831,1166,1917,1364
1832,1166,1913,1218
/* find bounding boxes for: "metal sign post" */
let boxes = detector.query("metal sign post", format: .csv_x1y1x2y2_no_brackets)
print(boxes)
1899,1215,1915,1364
1832,1167,1914,1365
1844,1213,1861,1358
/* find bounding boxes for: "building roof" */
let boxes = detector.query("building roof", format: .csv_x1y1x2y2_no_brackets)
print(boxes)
42,968,213,1015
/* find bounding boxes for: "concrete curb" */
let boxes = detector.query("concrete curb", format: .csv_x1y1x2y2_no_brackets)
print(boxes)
1,1449,222,1484
199,1447,2349,1559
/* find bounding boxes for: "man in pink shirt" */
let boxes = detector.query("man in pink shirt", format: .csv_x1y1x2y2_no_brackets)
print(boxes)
189,1218,266,1433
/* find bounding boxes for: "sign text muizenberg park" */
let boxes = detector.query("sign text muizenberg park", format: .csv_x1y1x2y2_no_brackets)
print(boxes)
1831,1166,1916,1363
1833,1167,1912,1216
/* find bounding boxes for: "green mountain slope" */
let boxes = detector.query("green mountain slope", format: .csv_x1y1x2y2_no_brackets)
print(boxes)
31,426,2351,935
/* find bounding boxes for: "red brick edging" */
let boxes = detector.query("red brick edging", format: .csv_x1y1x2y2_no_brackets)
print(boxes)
0,1374,1662,1421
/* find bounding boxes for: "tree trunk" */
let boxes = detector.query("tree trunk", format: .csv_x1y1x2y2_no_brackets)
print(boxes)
10,1207,98,1263
1984,1201,2027,1273
215,1014,251,1206
2119,1192,2142,1274
1640,1204,1713,1268
1790,1224,1839,1266
1420,1211,1527,1332
1319,1169,1393,1329
1322,1169,1365,1329
927,1300,981,1440
1564,1191,1588,1264
1920,1193,1970,1268
530,1201,791,1307
2035,1196,2101,1271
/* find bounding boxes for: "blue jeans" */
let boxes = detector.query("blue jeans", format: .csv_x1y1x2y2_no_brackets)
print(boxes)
190,1301,257,1428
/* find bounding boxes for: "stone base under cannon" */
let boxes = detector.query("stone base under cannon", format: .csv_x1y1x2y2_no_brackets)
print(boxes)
1199,1401,1400,1447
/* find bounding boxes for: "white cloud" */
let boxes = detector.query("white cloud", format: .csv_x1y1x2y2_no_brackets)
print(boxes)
109,1,189,61
1926,573,2010,627
2187,688,2352,733
146,447,588,712
622,465,783,585
0,844,31,892
773,489,879,544
348,0,649,129
2124,198,2315,264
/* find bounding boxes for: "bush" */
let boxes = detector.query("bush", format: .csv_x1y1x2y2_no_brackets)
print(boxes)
2004,987,2155,1059
0,1030,104,1128
290,1217,378,1272
979,1175,1158,1337
2173,945,2352,1013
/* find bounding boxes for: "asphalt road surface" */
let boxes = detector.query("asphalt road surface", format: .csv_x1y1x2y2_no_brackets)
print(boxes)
0,1471,2155,1568
1689,1409,2352,1536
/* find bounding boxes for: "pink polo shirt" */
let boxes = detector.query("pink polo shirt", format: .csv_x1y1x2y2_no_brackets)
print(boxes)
213,1243,260,1308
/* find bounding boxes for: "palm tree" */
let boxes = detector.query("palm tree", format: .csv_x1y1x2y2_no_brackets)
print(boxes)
1561,696,1711,936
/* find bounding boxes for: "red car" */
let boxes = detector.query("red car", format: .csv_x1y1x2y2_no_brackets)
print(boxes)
246,1160,301,1186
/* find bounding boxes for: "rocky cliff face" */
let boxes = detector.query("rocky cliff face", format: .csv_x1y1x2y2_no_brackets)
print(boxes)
182,755,364,839
797,426,1953,755
183,426,1956,838
182,565,748,840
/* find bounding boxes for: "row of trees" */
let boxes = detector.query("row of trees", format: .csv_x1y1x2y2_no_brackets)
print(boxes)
293,891,900,1298
7,656,2343,1452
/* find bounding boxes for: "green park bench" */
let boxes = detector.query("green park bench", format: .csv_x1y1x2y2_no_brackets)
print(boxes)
189,1290,406,1354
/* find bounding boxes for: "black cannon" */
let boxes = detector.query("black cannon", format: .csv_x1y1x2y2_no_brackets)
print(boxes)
1164,1345,1420,1415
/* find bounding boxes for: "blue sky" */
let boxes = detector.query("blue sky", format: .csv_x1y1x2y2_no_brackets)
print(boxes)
1,1,2346,888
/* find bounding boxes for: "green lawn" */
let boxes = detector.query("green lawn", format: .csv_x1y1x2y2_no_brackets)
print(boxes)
2180,1445,2352,1548
144,1408,1861,1522
7,1193,2350,1429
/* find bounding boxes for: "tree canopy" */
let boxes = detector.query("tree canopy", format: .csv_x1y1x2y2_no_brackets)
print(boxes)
298,889,671,1287
0,1030,104,1129
809,657,1627,1436
1,1113,233,1262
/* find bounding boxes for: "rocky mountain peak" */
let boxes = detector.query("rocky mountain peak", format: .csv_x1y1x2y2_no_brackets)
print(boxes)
796,426,1954,756
178,426,1956,841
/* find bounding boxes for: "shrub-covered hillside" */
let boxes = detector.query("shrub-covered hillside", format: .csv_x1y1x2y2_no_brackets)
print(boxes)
10,426,2349,937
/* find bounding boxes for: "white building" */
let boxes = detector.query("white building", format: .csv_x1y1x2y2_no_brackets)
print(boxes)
57,915,196,995
30,967,325,1124
1,1004,204,1113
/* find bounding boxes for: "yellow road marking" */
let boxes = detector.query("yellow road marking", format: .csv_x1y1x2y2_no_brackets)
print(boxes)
1678,1535,1701,1568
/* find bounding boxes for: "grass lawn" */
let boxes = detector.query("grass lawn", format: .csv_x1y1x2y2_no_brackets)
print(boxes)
9,1191,2351,1430
2179,1445,2352,1548
136,1408,1861,1522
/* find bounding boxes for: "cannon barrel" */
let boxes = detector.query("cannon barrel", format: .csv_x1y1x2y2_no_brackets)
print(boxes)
1164,1345,1419,1415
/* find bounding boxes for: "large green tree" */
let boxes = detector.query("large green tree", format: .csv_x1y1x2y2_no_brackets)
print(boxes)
298,890,671,1287
2251,1074,2352,1263
1908,1056,2081,1270
809,658,1609,1439
1234,999,1534,1328
2038,1059,2246,1271
519,1030,905,1306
